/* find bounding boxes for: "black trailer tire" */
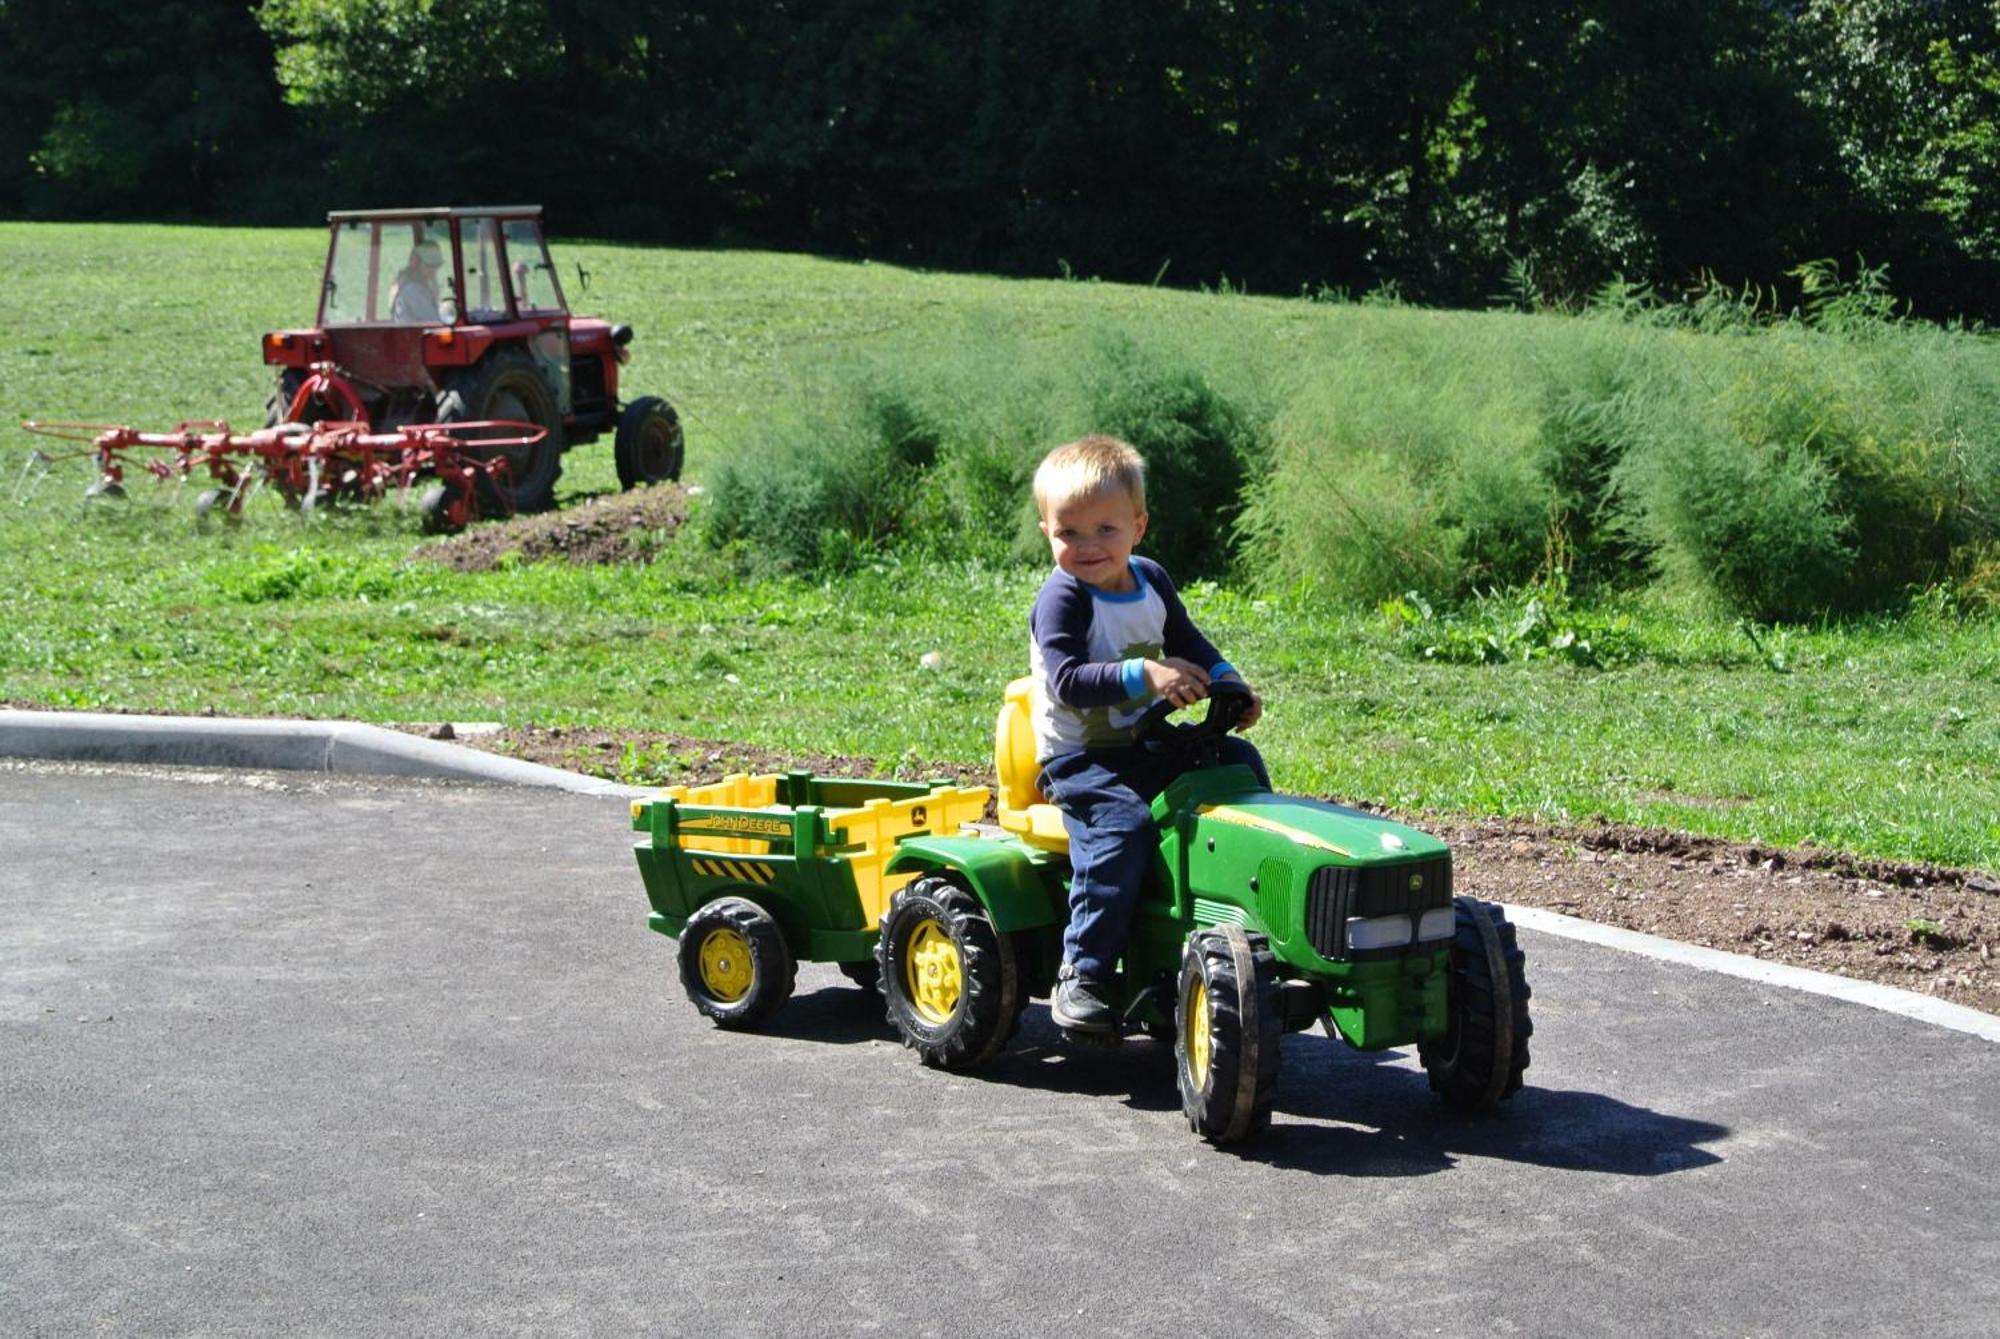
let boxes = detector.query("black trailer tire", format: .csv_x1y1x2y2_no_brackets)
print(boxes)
438,350,563,513
876,874,1024,1069
613,396,684,489
677,897,796,1030
1176,925,1282,1144
1419,896,1534,1110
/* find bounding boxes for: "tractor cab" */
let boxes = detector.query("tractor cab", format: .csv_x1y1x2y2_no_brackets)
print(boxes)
315,208,568,329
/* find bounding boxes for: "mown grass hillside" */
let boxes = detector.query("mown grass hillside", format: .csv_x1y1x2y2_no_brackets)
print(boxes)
0,223,1994,870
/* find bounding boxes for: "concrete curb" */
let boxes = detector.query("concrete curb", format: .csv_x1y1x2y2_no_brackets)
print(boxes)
5,708,1994,1043
0,708,648,799
1506,904,2000,1044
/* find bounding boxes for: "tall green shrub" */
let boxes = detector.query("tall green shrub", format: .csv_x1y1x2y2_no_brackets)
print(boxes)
1240,310,1551,602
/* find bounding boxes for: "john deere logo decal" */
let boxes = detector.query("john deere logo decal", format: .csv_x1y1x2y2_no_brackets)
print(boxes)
690,857,777,886
1409,873,1424,891
681,815,790,837
911,805,928,827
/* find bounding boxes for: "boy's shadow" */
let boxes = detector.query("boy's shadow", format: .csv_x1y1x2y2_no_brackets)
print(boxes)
974,1012,1729,1180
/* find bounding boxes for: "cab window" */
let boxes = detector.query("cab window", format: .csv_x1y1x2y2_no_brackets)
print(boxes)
463,217,509,323
503,220,566,316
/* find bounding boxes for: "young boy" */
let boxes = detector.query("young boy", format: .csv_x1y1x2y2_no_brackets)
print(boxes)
1028,435,1270,1033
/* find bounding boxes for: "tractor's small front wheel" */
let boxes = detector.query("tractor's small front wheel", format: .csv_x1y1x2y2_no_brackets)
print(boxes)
876,874,1023,1069
1419,897,1533,1110
677,897,796,1030
1176,925,1282,1144
614,396,684,489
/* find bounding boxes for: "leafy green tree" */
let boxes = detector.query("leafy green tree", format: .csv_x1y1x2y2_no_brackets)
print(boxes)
0,0,294,217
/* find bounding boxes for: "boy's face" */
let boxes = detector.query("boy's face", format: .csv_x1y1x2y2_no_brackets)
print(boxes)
1040,486,1147,591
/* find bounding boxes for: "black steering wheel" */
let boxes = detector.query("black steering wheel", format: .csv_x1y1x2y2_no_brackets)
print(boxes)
1133,677,1254,762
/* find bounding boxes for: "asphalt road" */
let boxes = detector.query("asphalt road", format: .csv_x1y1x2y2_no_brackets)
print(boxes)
3,761,1996,1337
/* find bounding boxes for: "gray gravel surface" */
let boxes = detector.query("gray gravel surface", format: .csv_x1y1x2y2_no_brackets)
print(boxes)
3,761,1996,1337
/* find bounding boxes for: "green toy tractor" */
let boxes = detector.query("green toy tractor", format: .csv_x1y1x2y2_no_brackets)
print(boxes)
630,678,1533,1144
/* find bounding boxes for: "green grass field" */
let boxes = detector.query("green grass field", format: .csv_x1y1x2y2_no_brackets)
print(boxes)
1,223,1995,870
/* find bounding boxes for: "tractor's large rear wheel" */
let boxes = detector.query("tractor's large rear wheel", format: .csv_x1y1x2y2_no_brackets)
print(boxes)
876,874,1023,1069
1176,925,1282,1144
1419,897,1533,1111
438,350,562,513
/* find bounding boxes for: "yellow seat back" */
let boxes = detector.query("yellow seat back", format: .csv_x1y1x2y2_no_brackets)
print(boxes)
994,677,1071,853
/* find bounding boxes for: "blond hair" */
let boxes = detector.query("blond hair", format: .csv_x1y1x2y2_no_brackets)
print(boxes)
1032,434,1146,517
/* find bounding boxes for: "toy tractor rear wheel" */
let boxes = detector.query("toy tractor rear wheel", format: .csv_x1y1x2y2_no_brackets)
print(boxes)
677,897,796,1030
438,350,562,513
1176,925,1282,1144
1419,896,1533,1110
877,873,1024,1069
614,396,684,489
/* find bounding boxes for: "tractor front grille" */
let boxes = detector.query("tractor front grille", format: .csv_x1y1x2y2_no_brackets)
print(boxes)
1304,857,1453,960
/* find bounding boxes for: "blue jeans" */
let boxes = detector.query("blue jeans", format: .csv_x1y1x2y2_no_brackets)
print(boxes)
1038,738,1269,979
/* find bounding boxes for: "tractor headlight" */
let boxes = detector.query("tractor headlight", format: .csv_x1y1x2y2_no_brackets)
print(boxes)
1416,907,1457,942
1345,915,1414,951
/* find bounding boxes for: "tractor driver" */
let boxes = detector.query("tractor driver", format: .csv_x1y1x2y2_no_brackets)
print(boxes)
390,239,446,323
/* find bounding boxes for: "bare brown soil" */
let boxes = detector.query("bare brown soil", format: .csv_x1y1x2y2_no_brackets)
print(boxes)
412,484,690,570
446,721,2000,1016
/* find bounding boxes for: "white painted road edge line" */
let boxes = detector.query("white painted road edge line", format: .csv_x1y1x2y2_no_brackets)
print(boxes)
1504,904,2000,1044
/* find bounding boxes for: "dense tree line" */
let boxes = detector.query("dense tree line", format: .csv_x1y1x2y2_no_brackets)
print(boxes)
3,0,1997,317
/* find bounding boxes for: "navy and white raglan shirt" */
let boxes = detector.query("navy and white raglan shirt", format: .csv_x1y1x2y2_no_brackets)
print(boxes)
1028,556,1236,761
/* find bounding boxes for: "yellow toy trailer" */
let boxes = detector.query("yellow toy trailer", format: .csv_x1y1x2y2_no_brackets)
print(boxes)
630,771,990,1027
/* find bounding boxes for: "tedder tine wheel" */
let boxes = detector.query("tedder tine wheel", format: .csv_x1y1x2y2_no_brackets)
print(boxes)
676,897,796,1030
1177,925,1282,1144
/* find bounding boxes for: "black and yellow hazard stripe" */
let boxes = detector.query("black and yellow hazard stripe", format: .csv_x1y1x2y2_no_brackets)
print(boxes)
689,857,778,886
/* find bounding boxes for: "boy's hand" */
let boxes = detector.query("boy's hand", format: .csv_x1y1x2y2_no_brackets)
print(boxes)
1144,657,1210,708
1217,673,1263,731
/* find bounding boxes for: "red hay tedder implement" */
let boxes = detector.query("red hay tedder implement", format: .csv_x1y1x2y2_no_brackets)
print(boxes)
19,205,684,534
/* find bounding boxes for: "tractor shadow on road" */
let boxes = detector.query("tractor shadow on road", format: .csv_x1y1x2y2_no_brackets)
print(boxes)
1245,1038,1730,1178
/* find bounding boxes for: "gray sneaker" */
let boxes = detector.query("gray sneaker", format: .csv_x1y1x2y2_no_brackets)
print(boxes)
1051,963,1117,1033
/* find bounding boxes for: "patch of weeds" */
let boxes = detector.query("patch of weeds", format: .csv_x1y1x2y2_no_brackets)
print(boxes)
618,740,708,786
1735,620,1792,674
1905,917,1962,949
1381,566,1638,669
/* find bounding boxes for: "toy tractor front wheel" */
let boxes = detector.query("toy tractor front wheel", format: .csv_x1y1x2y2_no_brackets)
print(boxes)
1176,925,1282,1144
877,874,1024,1069
677,897,796,1030
1419,896,1534,1110
614,396,684,489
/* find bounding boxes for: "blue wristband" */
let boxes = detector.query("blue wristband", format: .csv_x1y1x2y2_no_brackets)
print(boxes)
1120,658,1147,699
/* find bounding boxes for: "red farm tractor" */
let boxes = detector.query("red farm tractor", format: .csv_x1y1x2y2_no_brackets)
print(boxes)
261,205,683,516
